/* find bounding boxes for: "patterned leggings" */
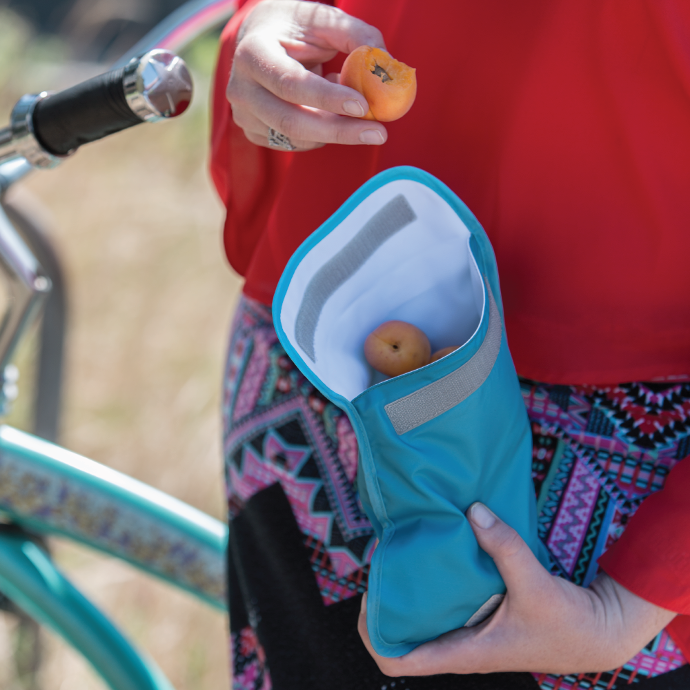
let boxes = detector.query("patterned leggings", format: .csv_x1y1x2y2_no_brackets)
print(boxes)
223,296,689,690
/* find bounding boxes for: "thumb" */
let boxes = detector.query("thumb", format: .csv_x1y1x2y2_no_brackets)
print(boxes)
467,502,546,594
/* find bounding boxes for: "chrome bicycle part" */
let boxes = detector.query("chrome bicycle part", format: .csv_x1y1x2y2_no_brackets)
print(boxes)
123,49,193,121
1,199,67,442
0,365,19,417
0,128,12,152
0,94,66,170
0,204,51,374
0,160,33,196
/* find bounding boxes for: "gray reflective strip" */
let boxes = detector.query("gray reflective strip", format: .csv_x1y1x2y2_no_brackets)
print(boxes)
384,282,502,435
295,195,417,362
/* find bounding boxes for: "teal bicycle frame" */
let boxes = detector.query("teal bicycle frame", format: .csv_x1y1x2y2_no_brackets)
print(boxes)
0,2,237,688
0,426,226,690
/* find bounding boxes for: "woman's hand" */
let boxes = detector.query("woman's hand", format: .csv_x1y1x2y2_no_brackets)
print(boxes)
359,502,677,677
227,0,389,151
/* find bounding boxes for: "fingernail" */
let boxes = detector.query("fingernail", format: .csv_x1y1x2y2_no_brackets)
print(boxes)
469,502,496,529
343,99,365,117
360,129,385,145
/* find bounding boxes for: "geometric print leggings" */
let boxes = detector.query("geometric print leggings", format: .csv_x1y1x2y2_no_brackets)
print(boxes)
223,296,689,690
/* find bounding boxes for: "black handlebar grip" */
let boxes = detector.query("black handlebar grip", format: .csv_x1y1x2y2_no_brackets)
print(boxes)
30,50,193,157
32,66,141,156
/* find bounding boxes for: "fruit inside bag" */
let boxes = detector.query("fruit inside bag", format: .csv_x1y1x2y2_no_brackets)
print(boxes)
273,166,548,658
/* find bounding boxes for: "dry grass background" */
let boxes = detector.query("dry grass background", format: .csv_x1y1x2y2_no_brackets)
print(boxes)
0,11,241,689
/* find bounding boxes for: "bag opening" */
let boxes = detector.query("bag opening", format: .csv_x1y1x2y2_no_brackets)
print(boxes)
279,179,485,401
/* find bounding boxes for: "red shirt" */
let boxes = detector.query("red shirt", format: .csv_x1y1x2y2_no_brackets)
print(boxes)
211,0,690,658
212,0,690,386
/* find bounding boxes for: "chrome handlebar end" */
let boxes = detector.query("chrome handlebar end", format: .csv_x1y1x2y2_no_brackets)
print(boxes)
123,50,193,122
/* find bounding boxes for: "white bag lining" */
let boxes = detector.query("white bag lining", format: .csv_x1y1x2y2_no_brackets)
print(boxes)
279,180,484,401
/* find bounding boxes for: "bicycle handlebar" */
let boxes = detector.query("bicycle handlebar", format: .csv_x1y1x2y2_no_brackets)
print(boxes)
0,50,193,168
33,67,142,157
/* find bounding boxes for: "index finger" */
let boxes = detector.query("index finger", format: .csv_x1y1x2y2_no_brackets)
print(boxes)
236,36,365,117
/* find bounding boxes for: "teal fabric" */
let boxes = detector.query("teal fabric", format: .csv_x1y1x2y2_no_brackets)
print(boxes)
273,167,545,658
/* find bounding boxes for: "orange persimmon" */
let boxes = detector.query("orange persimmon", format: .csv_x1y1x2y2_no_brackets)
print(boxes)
340,46,416,122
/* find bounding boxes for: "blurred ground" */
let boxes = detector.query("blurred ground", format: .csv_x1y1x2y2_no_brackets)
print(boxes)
0,9,240,689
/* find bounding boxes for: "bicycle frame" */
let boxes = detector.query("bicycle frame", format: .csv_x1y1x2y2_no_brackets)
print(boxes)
0,528,177,690
0,426,226,690
0,426,226,608
0,2,238,688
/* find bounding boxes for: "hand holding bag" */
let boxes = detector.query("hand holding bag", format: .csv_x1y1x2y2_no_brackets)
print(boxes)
273,167,547,657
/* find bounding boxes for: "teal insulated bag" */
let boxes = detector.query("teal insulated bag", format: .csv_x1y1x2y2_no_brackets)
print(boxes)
273,167,544,658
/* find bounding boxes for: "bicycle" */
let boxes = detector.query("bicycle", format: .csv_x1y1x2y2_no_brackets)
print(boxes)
0,2,238,688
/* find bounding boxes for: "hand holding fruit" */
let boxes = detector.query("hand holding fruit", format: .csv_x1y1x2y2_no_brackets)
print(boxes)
227,1,389,150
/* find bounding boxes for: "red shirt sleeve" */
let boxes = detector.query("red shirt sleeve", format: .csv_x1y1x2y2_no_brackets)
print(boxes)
210,0,293,277
598,457,690,657
209,0,336,280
